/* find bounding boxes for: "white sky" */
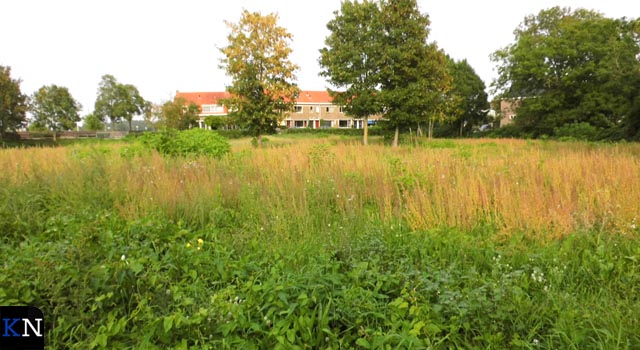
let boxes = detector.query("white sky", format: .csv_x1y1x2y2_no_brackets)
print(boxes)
1,0,638,115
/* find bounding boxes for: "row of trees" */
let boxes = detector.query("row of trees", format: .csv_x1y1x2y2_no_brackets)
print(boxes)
1,66,84,141
5,5,636,142
0,70,168,139
0,65,214,138
219,0,490,146
3,1,490,144
219,2,640,143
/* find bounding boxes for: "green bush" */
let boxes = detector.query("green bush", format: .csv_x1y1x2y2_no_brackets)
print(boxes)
215,129,254,139
119,142,152,159
480,124,523,138
139,129,231,158
553,122,604,141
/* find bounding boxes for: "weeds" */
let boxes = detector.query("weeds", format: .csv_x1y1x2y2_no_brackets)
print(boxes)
1,137,639,348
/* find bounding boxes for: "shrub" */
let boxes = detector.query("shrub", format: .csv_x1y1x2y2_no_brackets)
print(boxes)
553,122,603,141
140,129,231,158
215,129,254,139
119,142,152,159
479,124,523,138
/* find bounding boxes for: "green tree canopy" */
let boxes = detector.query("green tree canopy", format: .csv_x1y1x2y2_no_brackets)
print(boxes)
30,85,82,140
378,0,450,145
0,66,28,140
447,58,489,136
320,0,383,145
321,0,450,146
94,74,147,132
82,113,104,131
160,97,200,130
492,7,640,138
220,10,300,145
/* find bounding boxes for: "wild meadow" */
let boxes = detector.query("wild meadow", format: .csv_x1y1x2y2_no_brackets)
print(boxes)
1,135,639,349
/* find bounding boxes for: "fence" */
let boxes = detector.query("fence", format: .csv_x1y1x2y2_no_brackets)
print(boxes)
17,131,132,140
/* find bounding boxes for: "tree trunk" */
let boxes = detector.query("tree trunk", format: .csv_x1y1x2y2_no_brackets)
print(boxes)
428,120,434,139
53,131,57,142
392,125,399,147
256,132,262,147
363,117,369,146
128,119,133,133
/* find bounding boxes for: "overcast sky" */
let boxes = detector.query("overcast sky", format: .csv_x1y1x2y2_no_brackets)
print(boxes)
1,0,638,115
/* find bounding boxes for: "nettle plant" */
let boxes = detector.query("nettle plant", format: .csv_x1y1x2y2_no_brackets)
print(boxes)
139,128,231,158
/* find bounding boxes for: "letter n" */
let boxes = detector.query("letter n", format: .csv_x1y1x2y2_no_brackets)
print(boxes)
22,318,43,337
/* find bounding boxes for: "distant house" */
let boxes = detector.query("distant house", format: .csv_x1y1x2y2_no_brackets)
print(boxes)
500,99,521,127
175,90,380,129
287,90,380,129
175,91,231,129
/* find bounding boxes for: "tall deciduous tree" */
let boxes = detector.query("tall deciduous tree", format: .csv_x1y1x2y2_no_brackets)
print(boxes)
492,7,640,137
321,0,450,146
83,113,104,131
447,58,489,137
320,0,383,145
121,84,146,132
220,10,300,146
94,74,147,132
378,0,450,146
160,97,200,130
0,66,28,140
30,85,81,141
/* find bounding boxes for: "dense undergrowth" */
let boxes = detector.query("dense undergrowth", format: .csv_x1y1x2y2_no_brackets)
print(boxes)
1,137,639,349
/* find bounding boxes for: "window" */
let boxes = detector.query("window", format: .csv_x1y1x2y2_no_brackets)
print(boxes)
295,106,303,113
339,120,349,128
339,106,345,113
294,120,305,128
202,105,224,113
309,106,313,112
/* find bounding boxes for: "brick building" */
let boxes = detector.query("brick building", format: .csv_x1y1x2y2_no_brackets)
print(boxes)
175,90,380,129
499,99,521,127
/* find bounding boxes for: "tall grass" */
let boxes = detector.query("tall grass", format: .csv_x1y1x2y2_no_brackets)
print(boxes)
1,138,640,348
3,138,637,239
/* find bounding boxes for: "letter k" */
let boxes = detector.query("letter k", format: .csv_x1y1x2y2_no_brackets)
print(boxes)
3,318,21,337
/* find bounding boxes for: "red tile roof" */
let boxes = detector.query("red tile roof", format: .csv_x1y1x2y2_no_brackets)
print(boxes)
296,90,333,104
175,90,335,105
175,91,231,105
